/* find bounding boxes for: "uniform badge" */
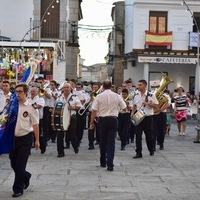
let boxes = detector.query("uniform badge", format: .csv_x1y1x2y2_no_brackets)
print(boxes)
23,111,28,118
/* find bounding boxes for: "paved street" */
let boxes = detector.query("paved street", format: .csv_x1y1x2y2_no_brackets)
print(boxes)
1,119,200,200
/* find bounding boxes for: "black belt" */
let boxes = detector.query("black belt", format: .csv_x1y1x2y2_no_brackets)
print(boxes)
15,132,33,138
99,116,117,119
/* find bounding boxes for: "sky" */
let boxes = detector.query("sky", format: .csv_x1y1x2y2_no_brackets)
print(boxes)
78,0,121,66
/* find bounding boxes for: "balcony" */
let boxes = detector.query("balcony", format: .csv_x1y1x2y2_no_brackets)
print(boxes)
31,20,67,41
145,31,173,49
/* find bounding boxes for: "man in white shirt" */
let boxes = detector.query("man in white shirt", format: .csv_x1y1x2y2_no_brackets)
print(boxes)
9,83,39,198
55,83,81,157
0,80,12,115
131,79,158,159
90,80,126,171
49,80,60,143
36,77,51,143
28,87,45,154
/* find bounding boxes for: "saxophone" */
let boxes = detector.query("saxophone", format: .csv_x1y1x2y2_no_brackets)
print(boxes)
154,73,173,115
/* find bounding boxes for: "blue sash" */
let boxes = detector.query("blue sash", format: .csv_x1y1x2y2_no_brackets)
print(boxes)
0,67,33,154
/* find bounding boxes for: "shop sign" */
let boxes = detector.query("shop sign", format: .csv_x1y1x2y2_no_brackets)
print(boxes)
138,56,197,64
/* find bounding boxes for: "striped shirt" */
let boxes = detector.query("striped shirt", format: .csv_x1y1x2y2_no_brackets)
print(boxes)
174,95,189,111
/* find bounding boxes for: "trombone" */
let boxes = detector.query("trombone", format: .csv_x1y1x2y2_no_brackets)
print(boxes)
78,85,103,116
39,80,50,96
124,91,136,102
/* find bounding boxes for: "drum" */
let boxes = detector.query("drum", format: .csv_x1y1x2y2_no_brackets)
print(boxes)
131,109,146,126
51,102,71,131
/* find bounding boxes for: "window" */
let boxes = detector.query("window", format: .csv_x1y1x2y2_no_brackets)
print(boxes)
149,11,168,33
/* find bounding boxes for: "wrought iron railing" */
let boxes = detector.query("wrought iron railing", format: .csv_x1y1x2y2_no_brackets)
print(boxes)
31,20,67,41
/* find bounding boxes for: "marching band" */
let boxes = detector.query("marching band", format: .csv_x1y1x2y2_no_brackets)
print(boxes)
0,74,194,161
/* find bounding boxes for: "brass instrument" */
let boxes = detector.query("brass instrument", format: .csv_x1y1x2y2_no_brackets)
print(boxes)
125,91,135,102
39,80,50,96
78,85,103,116
154,73,173,115
58,81,68,91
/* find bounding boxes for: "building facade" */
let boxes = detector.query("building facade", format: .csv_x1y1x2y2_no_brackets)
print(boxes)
107,1,125,87
123,0,200,94
0,0,82,84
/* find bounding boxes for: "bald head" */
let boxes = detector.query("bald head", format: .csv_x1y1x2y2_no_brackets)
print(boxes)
30,87,39,98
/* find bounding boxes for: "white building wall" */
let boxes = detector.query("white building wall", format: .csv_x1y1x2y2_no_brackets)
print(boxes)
0,0,34,40
125,0,200,51
124,63,196,92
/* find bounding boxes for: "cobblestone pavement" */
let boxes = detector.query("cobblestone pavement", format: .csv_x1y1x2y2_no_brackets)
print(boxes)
0,119,200,200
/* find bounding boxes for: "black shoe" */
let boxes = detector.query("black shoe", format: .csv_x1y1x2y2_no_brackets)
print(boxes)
193,141,200,143
51,140,56,143
133,154,142,159
24,175,31,189
64,145,70,149
88,146,94,150
121,146,125,151
12,192,23,198
41,149,46,154
74,148,79,154
100,164,106,168
107,166,114,171
95,142,99,145
131,139,134,143
150,151,154,156
57,154,65,158
160,145,164,150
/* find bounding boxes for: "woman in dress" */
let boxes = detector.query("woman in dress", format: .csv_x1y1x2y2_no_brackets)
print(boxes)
174,86,190,136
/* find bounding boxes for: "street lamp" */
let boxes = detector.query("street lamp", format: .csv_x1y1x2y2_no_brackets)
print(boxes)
70,21,78,46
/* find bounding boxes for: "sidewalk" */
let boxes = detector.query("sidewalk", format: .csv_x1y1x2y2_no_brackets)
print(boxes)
0,119,200,200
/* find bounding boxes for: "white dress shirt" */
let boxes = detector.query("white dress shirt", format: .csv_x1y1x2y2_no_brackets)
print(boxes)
133,90,158,116
92,89,126,117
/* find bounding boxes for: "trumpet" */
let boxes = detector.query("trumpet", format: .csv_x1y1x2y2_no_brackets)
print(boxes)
39,80,50,96
78,85,103,116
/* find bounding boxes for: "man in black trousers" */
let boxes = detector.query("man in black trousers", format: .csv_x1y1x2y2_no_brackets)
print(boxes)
90,80,126,171
9,83,39,198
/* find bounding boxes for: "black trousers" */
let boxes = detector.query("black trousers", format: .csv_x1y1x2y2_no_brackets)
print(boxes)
57,115,79,154
152,112,166,148
98,116,118,168
43,106,51,142
76,110,86,143
134,116,154,155
9,133,32,194
39,119,46,152
88,112,95,147
118,113,130,147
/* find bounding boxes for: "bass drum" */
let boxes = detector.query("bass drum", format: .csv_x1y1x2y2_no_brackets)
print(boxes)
51,102,71,131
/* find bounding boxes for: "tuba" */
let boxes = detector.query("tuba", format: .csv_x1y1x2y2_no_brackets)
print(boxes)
154,73,173,115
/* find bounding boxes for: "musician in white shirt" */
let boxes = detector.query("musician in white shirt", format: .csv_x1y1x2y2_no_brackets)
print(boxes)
49,80,61,143
55,83,81,157
118,88,133,151
37,77,51,144
0,80,12,114
131,79,158,159
28,87,46,154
